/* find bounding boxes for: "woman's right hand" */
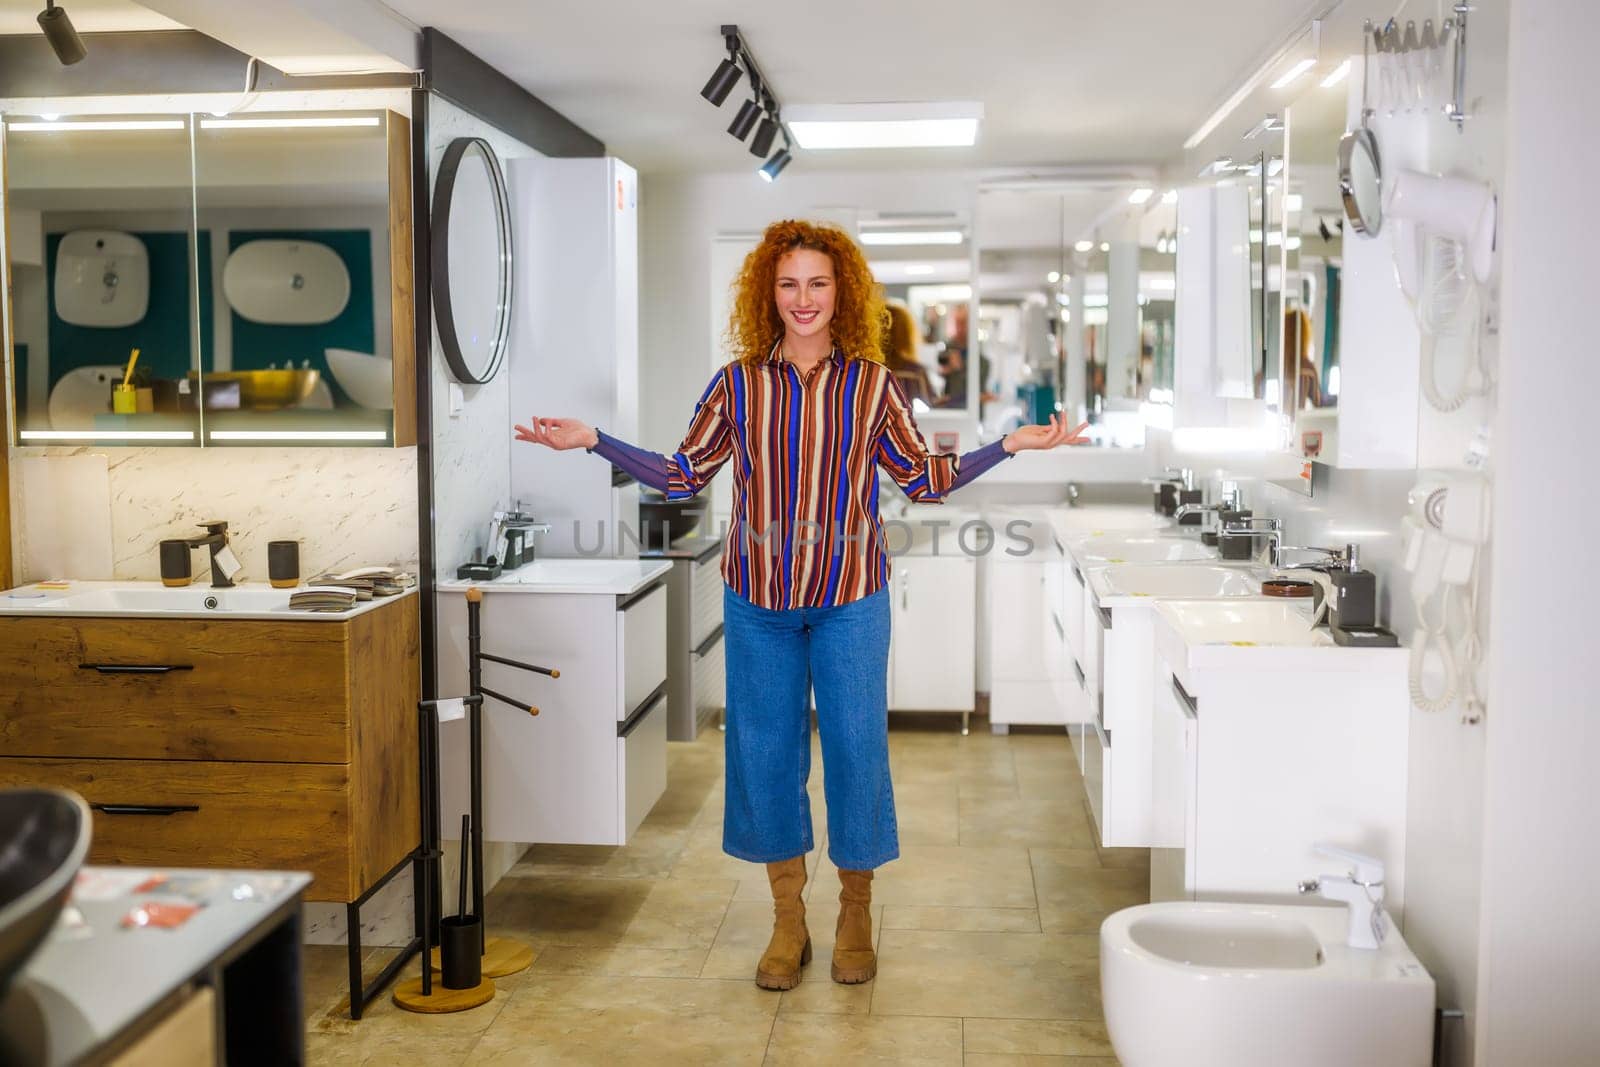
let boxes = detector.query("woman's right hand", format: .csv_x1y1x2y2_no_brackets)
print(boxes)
513,416,599,451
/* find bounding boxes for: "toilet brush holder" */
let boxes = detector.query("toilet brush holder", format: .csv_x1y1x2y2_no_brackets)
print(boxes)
438,915,483,990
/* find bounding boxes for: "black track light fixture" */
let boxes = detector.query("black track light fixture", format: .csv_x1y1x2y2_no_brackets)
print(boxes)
38,2,86,66
727,97,761,141
748,109,779,158
700,31,742,106
759,145,792,183
702,26,795,179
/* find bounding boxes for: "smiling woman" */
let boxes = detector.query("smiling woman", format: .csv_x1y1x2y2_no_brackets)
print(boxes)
513,216,1085,994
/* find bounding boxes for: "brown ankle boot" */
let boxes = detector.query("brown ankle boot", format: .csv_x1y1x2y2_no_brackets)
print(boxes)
832,868,876,984
755,855,812,990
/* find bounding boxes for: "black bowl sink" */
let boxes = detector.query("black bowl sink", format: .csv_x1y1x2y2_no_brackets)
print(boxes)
639,492,707,549
0,790,92,994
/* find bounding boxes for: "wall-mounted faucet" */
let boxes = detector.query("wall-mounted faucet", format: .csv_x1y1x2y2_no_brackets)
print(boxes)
184,520,239,588
1297,844,1388,950
1145,467,1198,518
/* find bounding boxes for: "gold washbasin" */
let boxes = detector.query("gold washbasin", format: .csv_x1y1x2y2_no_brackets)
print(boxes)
189,369,321,410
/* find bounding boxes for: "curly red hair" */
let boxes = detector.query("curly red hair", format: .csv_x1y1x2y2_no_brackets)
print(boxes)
725,219,886,364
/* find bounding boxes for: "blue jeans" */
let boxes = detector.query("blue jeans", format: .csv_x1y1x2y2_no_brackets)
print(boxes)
721,584,898,871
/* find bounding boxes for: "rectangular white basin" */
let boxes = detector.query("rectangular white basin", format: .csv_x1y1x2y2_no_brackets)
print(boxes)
1158,599,1330,647
1070,536,1217,565
1096,563,1262,600
1047,506,1172,534
438,558,672,596
0,581,409,621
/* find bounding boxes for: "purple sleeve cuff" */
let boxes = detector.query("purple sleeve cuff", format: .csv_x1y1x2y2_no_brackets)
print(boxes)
588,429,672,492
948,437,1014,493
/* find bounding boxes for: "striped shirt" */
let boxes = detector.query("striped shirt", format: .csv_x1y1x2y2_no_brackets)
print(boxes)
592,346,1014,609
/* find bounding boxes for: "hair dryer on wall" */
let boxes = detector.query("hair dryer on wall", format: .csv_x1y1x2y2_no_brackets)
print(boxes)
1386,170,1498,412
1402,471,1490,719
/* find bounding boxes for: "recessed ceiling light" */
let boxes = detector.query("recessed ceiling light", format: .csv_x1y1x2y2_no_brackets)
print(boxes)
1271,58,1316,90
904,264,937,276
858,230,963,247
1047,270,1061,283
1099,242,1111,253
1161,189,1178,205
1127,187,1154,205
1074,240,1094,253
1320,60,1352,89
786,102,982,150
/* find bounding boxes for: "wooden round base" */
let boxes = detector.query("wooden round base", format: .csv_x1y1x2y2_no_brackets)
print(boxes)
391,975,495,1014
428,936,535,979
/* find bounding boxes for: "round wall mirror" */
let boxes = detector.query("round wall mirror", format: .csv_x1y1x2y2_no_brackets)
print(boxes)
432,137,513,385
1337,128,1383,237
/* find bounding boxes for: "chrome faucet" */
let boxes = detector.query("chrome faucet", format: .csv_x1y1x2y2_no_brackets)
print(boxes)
1143,466,1194,491
1174,485,1242,522
1277,543,1361,573
1298,844,1388,950
1220,516,1285,566
185,520,237,588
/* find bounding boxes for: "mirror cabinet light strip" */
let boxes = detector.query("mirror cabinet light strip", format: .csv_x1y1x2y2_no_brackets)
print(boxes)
6,120,186,132
198,117,383,130
19,430,196,441
207,430,390,442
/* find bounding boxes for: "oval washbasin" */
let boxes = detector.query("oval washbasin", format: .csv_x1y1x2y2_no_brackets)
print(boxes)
1072,536,1216,564
1128,913,1323,970
1100,564,1259,599
1157,599,1331,647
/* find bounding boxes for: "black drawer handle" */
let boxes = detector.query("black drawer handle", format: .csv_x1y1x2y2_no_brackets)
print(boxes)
91,803,199,816
693,623,725,658
1073,659,1086,686
1171,676,1199,718
79,663,194,675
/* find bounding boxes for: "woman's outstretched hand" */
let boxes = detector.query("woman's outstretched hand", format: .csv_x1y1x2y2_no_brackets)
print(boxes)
1002,415,1091,453
513,416,599,451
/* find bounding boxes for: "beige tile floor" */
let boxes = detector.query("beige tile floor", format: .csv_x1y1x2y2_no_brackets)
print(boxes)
304,714,1143,1064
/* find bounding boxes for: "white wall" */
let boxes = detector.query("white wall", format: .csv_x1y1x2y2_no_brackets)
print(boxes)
426,95,545,580
1476,1,1600,1062
638,167,979,451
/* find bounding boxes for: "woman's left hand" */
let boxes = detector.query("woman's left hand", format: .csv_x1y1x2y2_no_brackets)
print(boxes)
1003,415,1091,453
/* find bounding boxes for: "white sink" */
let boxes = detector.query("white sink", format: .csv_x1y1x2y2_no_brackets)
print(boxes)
1101,902,1435,1066
1097,563,1260,599
1157,599,1330,647
0,581,405,621
1070,536,1216,565
1048,506,1171,534
439,558,672,596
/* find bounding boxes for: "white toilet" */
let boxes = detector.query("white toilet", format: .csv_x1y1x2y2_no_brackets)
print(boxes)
1100,901,1436,1067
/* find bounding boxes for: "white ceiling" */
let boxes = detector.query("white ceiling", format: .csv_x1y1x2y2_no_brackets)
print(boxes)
380,0,1327,175
0,0,182,34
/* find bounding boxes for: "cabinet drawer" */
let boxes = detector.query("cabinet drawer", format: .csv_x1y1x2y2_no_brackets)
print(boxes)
616,583,667,721
0,757,354,901
617,692,667,843
110,986,216,1067
0,617,349,763
692,628,726,722
689,554,724,648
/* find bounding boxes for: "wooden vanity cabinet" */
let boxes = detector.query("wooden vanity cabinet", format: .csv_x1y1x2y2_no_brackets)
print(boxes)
0,597,419,902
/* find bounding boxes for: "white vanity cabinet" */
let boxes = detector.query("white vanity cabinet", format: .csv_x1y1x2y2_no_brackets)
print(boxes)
986,548,1064,730
438,562,671,847
1147,602,1410,916
888,552,976,714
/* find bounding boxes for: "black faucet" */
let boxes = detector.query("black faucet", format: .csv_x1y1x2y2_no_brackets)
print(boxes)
185,520,236,588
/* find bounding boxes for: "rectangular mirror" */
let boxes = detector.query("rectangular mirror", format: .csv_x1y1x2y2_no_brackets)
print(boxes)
4,109,412,447
1283,94,1345,461
3,114,203,445
192,110,404,445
